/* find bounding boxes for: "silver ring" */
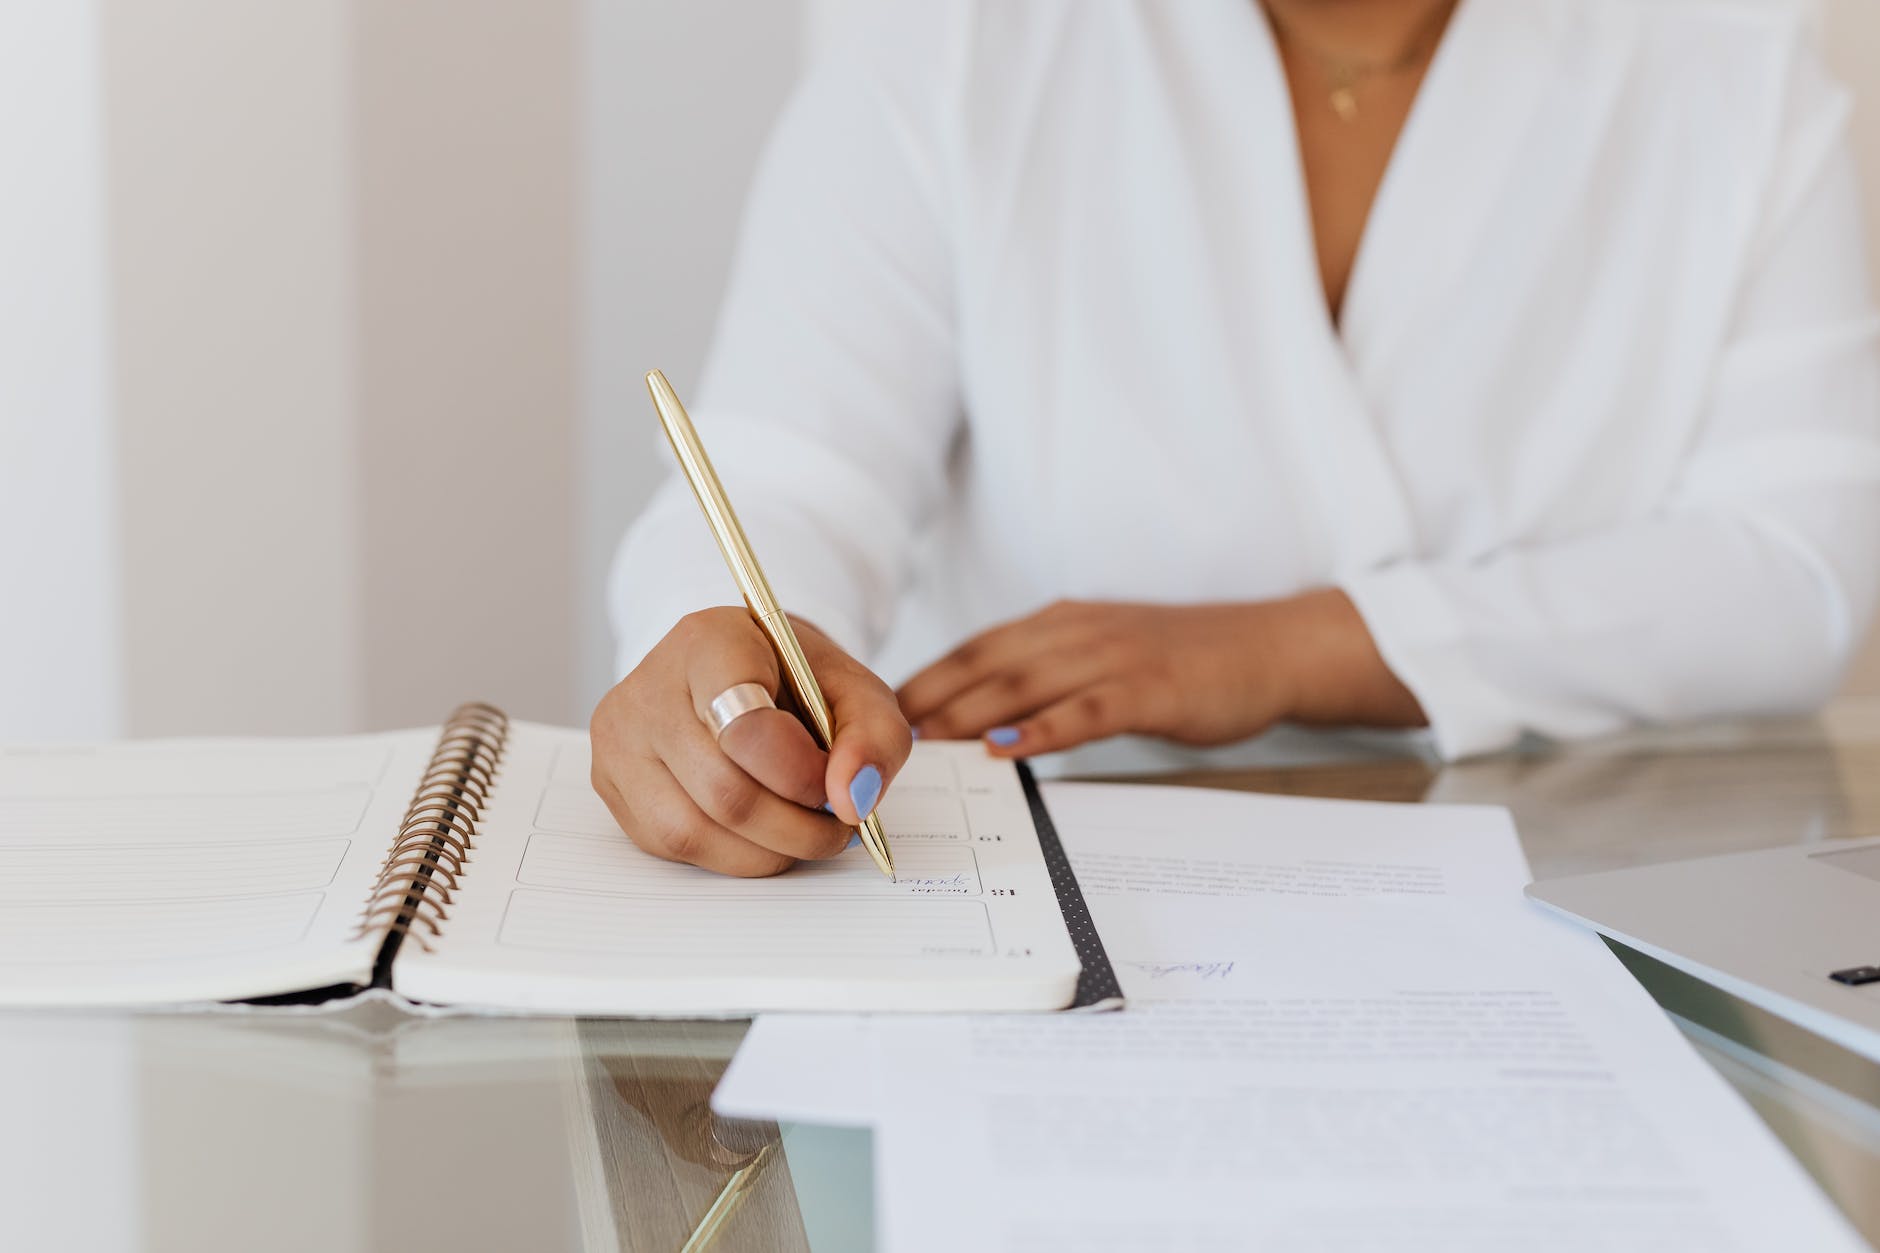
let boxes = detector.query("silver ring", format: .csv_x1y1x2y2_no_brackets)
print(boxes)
706,682,777,739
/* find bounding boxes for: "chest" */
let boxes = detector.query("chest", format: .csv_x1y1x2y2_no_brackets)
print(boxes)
1273,29,1433,326
947,2,1759,582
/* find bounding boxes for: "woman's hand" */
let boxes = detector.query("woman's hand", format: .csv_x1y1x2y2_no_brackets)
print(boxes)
590,607,913,876
896,590,1426,757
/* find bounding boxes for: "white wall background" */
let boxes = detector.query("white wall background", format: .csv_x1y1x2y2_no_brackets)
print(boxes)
3,1,1879,742
0,0,121,739
579,0,808,708
6,1,580,741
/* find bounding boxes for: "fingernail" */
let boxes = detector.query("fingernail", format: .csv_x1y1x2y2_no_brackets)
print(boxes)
847,832,861,849
987,727,1021,747
820,802,835,815
849,764,883,819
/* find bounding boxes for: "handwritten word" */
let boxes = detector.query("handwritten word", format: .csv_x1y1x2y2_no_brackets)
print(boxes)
898,873,972,891
1123,960,1237,981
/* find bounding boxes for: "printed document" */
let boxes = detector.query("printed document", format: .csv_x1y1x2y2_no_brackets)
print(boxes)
711,783,1861,1249
714,781,1530,1124
875,893,1861,1249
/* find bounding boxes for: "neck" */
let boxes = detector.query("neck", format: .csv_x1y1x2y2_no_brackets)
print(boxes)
1261,0,1457,64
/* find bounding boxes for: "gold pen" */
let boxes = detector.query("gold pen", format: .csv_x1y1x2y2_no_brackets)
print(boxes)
645,369,896,879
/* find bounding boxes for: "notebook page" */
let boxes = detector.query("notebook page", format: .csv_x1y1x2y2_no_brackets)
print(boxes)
394,725,1083,1016
0,731,435,1005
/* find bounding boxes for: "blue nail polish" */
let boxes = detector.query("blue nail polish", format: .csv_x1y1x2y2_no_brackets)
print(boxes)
820,802,835,815
849,764,883,819
987,727,1021,747
847,832,861,849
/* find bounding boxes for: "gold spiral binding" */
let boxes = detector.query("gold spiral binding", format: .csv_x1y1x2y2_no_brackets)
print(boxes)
355,702,509,956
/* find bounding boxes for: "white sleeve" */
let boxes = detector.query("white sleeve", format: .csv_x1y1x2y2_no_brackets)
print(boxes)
1342,36,1880,760
608,7,962,675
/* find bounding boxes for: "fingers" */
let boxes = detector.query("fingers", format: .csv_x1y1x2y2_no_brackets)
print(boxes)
589,607,863,878
897,607,1077,727
717,708,829,809
593,761,797,878
589,707,853,874
588,607,918,877
682,611,783,729
909,647,1117,740
900,603,1134,740
676,608,850,847
800,621,914,826
669,713,855,861
981,679,1141,758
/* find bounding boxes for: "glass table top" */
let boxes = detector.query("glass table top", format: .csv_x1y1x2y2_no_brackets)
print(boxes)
10,705,1880,1252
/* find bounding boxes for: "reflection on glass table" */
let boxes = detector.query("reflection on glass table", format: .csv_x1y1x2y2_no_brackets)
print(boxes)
8,707,1880,1251
1,1005,862,1253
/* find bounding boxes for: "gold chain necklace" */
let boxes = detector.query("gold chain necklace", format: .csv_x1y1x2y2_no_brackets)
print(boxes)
1262,1,1457,122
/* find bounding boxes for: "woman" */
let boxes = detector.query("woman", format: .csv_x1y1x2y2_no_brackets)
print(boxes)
594,0,1880,877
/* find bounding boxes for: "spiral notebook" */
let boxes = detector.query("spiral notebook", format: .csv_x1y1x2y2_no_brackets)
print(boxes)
0,705,1116,1016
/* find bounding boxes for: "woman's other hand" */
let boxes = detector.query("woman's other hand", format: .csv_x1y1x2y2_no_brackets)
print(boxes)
590,608,913,876
896,591,1426,757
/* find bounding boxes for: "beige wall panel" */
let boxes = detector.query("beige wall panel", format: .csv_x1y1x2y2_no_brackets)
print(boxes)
1826,0,1880,699
1824,1,1879,291
104,0,360,735
354,0,579,728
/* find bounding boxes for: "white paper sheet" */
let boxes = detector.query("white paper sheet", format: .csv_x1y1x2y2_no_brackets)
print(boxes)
713,782,1529,1124
710,781,1858,1249
1046,780,1533,901
714,1014,884,1127
872,896,1864,1251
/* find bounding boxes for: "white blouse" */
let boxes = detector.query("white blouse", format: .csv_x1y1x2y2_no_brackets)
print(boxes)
611,0,1880,763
